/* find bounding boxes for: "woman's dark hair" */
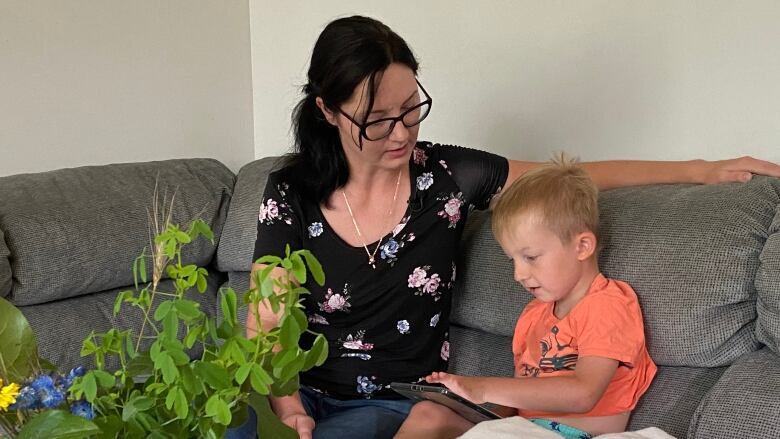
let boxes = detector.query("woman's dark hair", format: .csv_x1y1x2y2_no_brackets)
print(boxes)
281,15,419,205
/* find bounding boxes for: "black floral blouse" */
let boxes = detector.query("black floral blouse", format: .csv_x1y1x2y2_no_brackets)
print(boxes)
252,142,508,399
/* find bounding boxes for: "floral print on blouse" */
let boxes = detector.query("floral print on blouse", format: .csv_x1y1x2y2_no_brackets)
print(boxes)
253,141,508,399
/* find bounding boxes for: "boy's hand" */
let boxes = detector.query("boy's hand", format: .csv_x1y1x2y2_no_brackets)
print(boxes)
425,371,486,404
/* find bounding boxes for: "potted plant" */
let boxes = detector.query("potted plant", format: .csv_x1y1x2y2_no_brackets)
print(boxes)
0,195,327,438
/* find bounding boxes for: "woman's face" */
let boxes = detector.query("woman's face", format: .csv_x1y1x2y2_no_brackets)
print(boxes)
324,63,423,170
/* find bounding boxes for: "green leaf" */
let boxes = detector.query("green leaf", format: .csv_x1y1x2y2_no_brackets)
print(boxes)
196,270,208,293
155,352,178,384
82,372,98,401
254,255,281,265
220,288,238,326
92,369,115,388
113,290,132,315
0,297,39,382
193,361,231,390
205,394,232,425
235,363,252,385
175,230,192,244
174,299,201,321
93,414,123,439
179,363,201,395
249,365,269,395
251,363,274,385
279,351,306,383
270,349,296,369
153,300,174,321
122,395,155,421
299,249,325,286
291,307,308,334
16,409,100,439
174,386,189,419
165,386,177,410
278,314,301,349
183,324,202,349
303,333,329,370
289,252,306,284
164,238,177,258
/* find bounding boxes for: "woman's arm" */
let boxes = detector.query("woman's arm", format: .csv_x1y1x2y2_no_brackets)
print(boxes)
425,356,618,414
247,262,314,439
506,156,780,191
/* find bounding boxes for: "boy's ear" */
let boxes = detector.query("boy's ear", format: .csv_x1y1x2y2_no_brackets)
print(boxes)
574,231,597,261
315,97,338,126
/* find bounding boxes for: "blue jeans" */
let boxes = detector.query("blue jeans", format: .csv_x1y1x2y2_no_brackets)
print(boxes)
226,386,415,439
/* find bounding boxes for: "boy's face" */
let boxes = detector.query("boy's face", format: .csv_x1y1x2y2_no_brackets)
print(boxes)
499,215,594,304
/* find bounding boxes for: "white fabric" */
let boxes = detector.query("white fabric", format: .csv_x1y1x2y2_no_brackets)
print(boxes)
458,417,676,439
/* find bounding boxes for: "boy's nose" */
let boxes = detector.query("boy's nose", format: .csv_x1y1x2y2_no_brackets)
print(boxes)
514,263,530,283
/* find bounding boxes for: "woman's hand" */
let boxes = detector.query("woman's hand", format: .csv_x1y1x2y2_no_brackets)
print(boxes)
281,413,315,439
425,371,486,404
697,156,780,184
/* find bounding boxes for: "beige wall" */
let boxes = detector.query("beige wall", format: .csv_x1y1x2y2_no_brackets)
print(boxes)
0,1,254,177
250,1,780,163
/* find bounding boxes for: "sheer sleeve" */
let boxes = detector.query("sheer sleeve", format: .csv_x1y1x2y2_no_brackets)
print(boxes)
252,172,303,263
431,143,509,210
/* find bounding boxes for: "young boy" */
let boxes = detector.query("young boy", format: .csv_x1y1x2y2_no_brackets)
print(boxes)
395,157,657,439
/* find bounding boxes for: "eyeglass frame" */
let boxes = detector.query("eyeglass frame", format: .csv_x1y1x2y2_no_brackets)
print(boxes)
335,79,432,149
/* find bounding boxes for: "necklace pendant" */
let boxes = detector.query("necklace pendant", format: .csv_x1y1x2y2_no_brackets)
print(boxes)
369,256,376,269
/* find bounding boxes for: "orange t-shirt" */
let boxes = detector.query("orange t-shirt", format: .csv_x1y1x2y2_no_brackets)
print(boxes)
512,273,657,418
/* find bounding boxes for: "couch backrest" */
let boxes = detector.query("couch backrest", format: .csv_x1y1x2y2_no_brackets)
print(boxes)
0,159,235,306
453,177,780,368
216,156,282,273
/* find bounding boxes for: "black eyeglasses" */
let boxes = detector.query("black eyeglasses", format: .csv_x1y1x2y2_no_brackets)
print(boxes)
337,80,432,147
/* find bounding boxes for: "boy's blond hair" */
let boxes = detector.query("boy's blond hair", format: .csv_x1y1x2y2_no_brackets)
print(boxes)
492,154,599,244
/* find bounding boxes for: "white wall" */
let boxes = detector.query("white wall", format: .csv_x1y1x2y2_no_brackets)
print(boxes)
250,1,780,163
0,1,254,177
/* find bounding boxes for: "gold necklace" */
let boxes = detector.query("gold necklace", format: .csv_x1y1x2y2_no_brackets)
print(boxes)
341,169,402,269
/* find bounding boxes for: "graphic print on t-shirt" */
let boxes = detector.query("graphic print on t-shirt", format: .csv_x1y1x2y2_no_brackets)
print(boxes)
521,325,579,377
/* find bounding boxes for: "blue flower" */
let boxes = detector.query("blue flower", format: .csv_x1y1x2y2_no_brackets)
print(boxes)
9,386,39,410
416,172,434,191
30,375,54,391
29,374,66,409
70,400,95,420
40,387,65,409
308,222,323,238
356,376,380,396
59,367,86,390
380,239,399,260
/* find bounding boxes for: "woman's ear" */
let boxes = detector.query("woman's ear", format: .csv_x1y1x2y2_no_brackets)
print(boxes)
315,97,338,126
574,231,597,261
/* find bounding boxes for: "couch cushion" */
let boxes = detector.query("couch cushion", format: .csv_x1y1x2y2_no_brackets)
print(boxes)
451,211,531,337
448,324,514,378
689,348,780,439
627,365,725,439
598,177,779,367
216,157,283,272
19,270,223,372
0,159,234,306
0,228,10,297
756,203,780,355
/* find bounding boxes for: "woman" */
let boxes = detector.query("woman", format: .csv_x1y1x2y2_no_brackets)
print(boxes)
234,15,780,439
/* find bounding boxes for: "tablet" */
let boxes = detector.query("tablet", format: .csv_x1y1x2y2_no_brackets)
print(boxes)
388,382,502,424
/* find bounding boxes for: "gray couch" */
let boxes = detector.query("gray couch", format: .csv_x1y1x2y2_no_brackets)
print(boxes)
2,157,779,439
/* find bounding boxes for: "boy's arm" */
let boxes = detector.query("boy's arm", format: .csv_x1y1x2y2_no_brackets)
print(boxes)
427,356,618,414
